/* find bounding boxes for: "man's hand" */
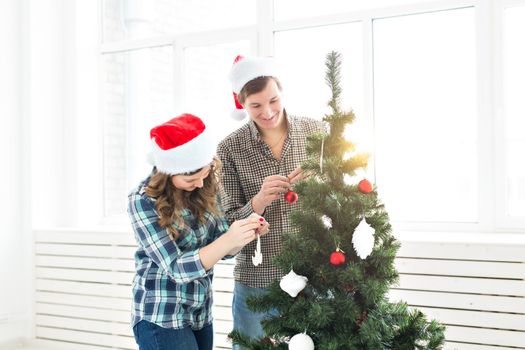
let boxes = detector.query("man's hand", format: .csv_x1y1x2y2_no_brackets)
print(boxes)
251,175,290,214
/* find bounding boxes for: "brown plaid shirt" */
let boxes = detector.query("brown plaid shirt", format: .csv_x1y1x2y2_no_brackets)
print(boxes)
217,113,323,288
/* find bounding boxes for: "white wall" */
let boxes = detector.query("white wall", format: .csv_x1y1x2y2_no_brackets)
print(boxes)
0,0,31,344
28,0,101,229
0,0,79,343
29,0,70,228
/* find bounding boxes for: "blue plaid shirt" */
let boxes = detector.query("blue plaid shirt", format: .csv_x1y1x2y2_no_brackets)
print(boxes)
128,176,230,330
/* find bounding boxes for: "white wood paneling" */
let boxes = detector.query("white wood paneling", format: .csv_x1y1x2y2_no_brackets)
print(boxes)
34,229,525,350
35,327,136,349
213,260,235,349
34,229,236,350
392,236,525,349
395,257,525,279
36,315,130,336
444,342,521,350
397,239,525,261
28,338,113,350
36,303,130,323
34,230,137,349
388,289,525,314
35,255,135,271
36,291,130,310
36,279,130,298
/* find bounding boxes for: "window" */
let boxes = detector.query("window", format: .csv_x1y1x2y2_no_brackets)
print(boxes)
102,46,175,217
274,23,364,122
101,0,256,220
502,4,525,222
183,40,252,140
274,22,371,161
97,0,525,231
274,0,439,21
373,8,477,223
103,0,256,42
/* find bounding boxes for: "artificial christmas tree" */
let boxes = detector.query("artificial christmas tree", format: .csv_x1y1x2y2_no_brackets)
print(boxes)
229,51,445,349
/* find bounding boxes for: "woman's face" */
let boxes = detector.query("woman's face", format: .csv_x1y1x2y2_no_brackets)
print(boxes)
243,79,284,131
171,166,211,191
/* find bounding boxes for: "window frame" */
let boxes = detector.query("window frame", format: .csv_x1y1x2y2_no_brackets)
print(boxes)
494,0,525,230
99,23,258,225
93,0,525,233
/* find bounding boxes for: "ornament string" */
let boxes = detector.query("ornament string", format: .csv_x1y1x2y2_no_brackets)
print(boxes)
333,238,340,251
320,136,325,174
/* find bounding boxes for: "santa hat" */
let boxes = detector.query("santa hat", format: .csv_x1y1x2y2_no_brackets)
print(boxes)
228,55,278,120
148,114,215,175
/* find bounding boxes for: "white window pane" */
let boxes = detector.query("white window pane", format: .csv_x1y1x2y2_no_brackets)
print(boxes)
374,8,477,223
102,46,174,217
274,23,364,125
274,0,438,21
103,0,255,43
184,41,252,139
504,5,525,219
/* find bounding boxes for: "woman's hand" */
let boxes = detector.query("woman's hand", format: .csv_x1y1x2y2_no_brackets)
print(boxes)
223,217,261,251
251,175,290,214
249,213,270,236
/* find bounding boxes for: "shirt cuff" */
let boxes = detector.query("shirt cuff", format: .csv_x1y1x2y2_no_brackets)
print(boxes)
174,248,209,283
237,200,256,219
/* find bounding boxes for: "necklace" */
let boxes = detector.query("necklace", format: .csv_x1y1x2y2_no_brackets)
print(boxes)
263,129,287,149
264,130,287,160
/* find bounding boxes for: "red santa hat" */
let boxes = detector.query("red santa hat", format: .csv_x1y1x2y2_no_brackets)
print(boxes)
148,114,215,175
228,55,278,120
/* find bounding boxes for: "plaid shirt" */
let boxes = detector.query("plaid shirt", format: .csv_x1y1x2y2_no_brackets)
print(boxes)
128,176,230,330
217,114,323,288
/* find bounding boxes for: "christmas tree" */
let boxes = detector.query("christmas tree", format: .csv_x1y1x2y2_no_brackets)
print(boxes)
230,51,445,350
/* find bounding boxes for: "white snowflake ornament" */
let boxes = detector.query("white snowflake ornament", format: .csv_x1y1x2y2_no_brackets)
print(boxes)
352,218,375,259
289,332,314,350
252,234,262,266
321,215,332,229
279,269,308,297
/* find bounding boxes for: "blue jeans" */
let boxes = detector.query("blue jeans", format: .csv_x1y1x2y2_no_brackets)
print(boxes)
232,282,276,350
133,320,213,350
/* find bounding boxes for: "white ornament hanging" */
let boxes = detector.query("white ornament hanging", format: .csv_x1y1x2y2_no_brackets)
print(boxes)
280,269,308,297
289,332,314,350
352,218,375,259
252,234,262,266
321,215,332,229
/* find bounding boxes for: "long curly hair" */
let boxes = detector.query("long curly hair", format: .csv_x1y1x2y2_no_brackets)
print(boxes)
145,157,221,241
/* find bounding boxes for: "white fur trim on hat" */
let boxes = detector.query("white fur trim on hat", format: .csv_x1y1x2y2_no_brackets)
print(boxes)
228,56,278,94
150,125,215,175
231,109,249,121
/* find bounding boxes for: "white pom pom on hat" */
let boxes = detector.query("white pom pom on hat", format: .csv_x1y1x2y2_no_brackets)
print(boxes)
228,55,278,120
230,91,249,120
147,113,216,175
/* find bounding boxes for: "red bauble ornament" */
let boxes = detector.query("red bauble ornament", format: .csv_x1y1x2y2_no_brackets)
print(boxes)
330,247,346,266
358,179,373,194
284,190,298,204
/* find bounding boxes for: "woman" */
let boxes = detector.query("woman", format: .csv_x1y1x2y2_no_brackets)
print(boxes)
128,113,268,350
217,56,324,348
